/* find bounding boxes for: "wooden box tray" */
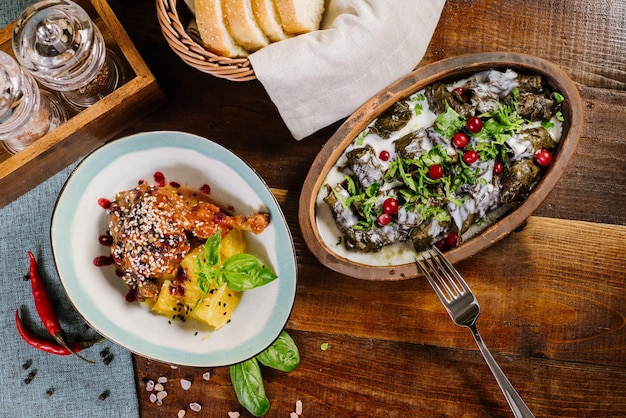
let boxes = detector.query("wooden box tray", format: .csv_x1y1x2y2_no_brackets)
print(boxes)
0,0,164,208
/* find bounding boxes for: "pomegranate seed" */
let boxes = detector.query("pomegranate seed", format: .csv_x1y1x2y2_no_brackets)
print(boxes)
97,198,111,210
153,171,166,187
200,184,211,195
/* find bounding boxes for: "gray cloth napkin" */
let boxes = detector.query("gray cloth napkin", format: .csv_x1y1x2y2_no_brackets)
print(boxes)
249,0,446,139
0,163,140,418
0,0,34,27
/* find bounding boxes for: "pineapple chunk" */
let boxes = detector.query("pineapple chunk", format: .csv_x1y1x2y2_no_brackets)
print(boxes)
191,282,241,329
219,228,246,259
151,229,245,329
151,279,201,319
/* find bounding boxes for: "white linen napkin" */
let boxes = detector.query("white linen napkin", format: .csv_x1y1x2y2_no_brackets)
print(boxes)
249,0,446,140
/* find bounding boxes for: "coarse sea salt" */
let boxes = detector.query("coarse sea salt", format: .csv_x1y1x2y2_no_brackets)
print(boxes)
180,379,192,390
158,376,168,384
202,372,211,381
295,399,303,415
189,402,202,412
154,383,164,392
177,410,186,418
146,380,154,391
227,412,240,418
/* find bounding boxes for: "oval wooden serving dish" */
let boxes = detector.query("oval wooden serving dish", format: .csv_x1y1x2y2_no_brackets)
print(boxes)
298,52,584,280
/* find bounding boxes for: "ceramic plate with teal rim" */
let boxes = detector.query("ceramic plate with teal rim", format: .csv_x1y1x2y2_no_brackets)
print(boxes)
51,131,297,367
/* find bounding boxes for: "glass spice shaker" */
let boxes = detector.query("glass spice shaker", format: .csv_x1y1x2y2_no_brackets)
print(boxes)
11,0,124,112
0,51,67,154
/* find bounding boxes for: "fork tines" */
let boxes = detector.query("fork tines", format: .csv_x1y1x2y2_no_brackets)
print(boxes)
415,247,468,303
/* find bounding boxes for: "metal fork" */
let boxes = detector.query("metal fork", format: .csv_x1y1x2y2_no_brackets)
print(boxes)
416,247,535,418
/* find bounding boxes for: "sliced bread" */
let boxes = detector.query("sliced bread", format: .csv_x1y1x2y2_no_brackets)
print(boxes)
194,0,249,57
251,0,292,42
223,0,270,52
274,0,325,34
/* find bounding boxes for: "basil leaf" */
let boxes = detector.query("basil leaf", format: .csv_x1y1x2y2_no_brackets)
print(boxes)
256,331,300,372
204,232,221,266
222,254,278,291
230,358,270,417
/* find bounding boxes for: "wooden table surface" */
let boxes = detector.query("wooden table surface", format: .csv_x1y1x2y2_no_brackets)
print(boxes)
105,0,626,416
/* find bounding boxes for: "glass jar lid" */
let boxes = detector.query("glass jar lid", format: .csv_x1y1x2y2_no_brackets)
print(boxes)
0,52,22,121
12,0,106,91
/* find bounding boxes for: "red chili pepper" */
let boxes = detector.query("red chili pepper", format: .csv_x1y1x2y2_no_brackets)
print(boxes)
27,252,95,363
15,310,102,356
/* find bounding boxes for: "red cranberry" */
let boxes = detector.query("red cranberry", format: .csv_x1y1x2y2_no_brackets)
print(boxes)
428,164,445,179
466,116,483,133
534,149,553,166
382,198,399,215
445,232,461,248
462,150,479,164
377,213,392,226
452,132,470,148
379,150,391,161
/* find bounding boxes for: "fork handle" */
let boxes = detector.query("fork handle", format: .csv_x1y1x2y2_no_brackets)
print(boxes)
469,324,535,418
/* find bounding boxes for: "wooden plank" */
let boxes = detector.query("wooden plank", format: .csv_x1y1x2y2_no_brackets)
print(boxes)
289,216,626,367
535,86,626,225
133,329,626,417
423,0,626,91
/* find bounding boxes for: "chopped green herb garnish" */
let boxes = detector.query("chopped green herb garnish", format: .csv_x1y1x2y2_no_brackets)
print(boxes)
434,103,465,138
553,91,565,104
355,129,368,146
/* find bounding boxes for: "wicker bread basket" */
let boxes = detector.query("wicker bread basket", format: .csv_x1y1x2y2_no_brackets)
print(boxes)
156,0,257,81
